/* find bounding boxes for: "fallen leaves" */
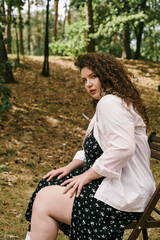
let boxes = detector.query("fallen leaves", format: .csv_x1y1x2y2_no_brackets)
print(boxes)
0,56,159,239
45,116,59,127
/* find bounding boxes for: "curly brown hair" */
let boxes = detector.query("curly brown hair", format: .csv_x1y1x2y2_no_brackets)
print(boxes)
75,52,149,127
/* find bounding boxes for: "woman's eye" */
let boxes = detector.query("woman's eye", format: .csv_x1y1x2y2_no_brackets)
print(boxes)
82,79,87,83
91,75,96,78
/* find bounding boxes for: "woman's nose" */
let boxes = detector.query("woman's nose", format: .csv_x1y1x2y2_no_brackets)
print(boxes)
86,79,93,87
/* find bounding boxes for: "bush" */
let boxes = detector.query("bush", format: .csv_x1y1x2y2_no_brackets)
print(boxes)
0,75,12,113
49,20,88,56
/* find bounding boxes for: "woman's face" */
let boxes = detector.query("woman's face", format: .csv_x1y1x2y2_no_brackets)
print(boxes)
81,67,104,100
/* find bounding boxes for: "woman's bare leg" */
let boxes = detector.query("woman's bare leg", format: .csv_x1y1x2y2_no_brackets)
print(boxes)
31,185,75,240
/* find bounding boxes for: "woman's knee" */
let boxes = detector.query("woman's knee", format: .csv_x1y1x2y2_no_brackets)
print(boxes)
32,185,74,225
33,185,66,211
32,186,56,215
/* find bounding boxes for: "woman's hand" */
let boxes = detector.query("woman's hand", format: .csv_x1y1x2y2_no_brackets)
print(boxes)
43,159,86,182
61,167,102,198
43,166,72,182
61,172,91,198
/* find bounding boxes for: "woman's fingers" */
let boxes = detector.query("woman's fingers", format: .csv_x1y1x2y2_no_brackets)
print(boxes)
43,171,52,179
57,172,66,180
43,166,71,181
46,174,56,182
43,169,63,181
76,184,83,197
61,177,84,198
63,180,75,193
69,183,79,198
61,178,72,186
63,182,79,198
43,170,57,179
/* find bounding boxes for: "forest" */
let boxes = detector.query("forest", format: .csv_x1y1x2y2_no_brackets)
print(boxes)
0,0,160,239
1,0,160,60
0,0,160,83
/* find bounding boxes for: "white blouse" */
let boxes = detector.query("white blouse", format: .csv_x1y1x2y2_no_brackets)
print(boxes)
73,94,155,212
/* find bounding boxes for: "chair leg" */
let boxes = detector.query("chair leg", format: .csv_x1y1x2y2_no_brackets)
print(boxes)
142,228,148,240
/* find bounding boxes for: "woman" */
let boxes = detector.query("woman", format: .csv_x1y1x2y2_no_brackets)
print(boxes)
25,53,155,240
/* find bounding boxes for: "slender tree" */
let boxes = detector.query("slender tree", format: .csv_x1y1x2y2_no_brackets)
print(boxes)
121,1,132,59
62,1,71,35
0,1,16,83
62,1,68,35
35,1,41,50
54,0,59,41
5,0,12,53
27,0,31,55
134,21,144,59
19,8,24,55
13,17,20,64
134,0,147,59
122,22,132,59
0,29,15,83
42,0,50,76
86,0,95,52
67,5,71,25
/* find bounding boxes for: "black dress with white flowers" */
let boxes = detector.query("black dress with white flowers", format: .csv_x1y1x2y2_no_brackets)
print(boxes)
25,130,141,239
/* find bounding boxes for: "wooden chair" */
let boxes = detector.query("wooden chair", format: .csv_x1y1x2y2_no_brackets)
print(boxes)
125,132,160,240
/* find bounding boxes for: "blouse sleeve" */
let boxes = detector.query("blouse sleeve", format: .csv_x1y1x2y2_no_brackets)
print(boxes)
73,150,86,162
92,96,135,179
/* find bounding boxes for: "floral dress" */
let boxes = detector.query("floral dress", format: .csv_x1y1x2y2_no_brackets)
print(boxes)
25,130,141,239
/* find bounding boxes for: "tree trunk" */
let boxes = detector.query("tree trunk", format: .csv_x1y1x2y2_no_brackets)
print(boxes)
134,21,144,59
14,17,20,64
62,3,71,35
121,1,131,59
1,0,5,15
62,15,66,36
62,1,67,35
122,22,132,59
54,0,58,41
5,0,12,53
27,0,31,55
86,0,95,52
67,8,71,25
42,0,50,76
36,5,41,49
134,0,147,59
19,10,24,55
0,27,16,83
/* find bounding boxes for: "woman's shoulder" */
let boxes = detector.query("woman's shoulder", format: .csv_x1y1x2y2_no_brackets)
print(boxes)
96,94,135,124
96,94,133,118
97,94,122,108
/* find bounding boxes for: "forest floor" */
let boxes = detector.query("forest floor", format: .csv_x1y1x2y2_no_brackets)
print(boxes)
0,55,160,240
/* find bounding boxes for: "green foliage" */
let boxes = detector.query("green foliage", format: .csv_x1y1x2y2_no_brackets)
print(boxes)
93,0,160,60
50,20,88,56
0,76,12,113
141,20,160,61
70,0,85,9
50,0,160,60
96,38,122,57
93,11,146,39
0,59,13,73
12,0,25,10
4,0,160,61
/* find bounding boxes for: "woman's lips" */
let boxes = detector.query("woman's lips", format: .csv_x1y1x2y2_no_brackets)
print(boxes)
90,89,96,94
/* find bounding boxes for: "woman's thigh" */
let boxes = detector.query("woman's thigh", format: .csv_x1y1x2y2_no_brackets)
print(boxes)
32,185,75,225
